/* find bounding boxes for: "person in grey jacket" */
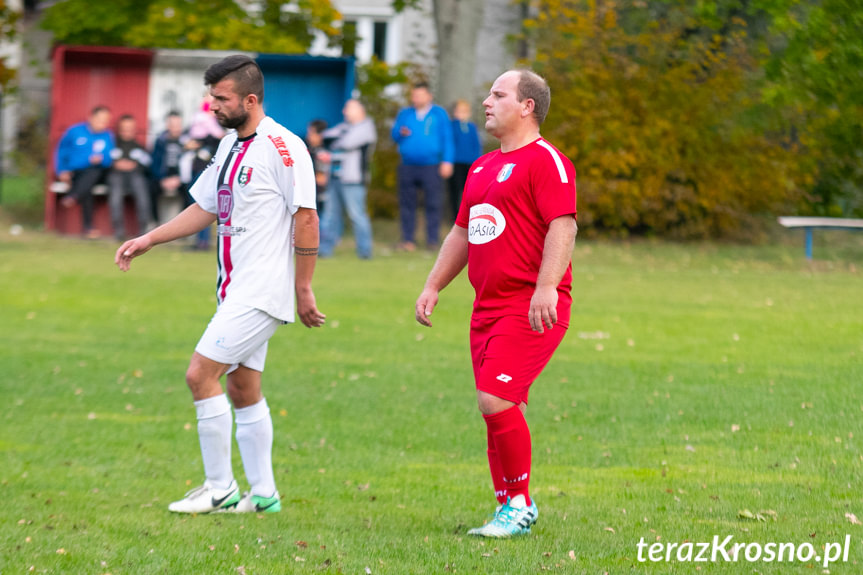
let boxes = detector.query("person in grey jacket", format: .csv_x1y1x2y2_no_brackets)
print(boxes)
319,99,377,259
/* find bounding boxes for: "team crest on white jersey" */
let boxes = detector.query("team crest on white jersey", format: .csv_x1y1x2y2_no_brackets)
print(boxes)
496,163,516,182
217,185,233,223
468,203,506,245
238,166,253,186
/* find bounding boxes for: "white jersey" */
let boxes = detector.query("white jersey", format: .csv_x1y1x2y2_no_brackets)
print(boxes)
190,116,316,322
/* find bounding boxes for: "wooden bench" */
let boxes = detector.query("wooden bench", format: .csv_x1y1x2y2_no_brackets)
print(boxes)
50,181,109,196
777,216,863,259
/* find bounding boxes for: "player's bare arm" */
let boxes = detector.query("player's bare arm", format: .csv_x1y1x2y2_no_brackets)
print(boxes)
293,207,326,328
115,204,217,272
529,215,577,333
415,225,469,327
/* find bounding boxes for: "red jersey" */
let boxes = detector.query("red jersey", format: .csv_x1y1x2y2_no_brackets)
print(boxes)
455,137,577,325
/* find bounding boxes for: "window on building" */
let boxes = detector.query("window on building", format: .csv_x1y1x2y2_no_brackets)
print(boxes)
373,21,388,61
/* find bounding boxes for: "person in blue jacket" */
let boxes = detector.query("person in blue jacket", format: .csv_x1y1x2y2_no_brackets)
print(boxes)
448,99,482,222
56,106,115,238
391,82,454,251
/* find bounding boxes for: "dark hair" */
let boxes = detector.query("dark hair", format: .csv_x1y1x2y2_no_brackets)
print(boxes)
308,119,328,133
90,105,110,116
166,109,182,119
516,70,551,126
412,81,431,92
204,55,264,103
117,113,135,124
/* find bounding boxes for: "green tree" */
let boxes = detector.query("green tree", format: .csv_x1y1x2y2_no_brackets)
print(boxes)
41,0,340,53
519,0,807,238
0,0,20,90
762,0,863,216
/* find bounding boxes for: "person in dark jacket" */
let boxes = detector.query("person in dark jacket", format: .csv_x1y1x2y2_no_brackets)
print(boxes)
108,114,152,240
150,110,188,224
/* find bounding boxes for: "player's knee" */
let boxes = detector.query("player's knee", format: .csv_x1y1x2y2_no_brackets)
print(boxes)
185,364,201,389
476,392,516,415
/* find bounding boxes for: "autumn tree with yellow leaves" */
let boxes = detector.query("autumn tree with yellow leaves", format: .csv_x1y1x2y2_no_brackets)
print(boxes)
521,0,810,238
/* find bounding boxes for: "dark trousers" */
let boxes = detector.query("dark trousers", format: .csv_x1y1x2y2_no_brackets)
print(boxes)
108,170,151,239
448,162,471,222
398,163,442,245
69,166,106,232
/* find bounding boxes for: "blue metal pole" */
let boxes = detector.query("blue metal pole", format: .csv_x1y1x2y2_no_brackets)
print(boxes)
805,227,813,259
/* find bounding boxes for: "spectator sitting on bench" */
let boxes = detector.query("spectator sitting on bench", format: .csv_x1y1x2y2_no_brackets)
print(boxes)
108,114,153,241
56,105,114,239
150,110,188,224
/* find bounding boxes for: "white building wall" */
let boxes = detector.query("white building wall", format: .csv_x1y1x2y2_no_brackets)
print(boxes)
310,0,436,69
311,0,520,103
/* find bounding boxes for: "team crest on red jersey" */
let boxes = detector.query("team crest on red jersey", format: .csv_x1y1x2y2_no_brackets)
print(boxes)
496,163,516,182
238,166,253,186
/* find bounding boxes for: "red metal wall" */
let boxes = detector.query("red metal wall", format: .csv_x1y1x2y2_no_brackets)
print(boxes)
45,45,154,235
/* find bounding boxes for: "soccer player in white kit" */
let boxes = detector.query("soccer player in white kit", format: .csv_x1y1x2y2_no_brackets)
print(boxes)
115,55,326,514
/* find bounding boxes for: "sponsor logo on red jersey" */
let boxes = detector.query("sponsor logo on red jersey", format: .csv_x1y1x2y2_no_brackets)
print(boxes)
468,203,507,244
267,135,294,167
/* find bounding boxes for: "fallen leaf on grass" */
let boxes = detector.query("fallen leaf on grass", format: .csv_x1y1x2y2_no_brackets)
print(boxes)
568,550,576,561
845,513,862,525
738,509,776,522
604,527,616,534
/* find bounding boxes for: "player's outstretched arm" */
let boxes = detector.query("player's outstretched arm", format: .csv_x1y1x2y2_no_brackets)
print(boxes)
415,225,469,327
529,215,577,333
115,204,216,272
293,207,326,328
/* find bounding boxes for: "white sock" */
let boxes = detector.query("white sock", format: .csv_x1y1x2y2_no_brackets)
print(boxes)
194,394,234,490
235,398,276,497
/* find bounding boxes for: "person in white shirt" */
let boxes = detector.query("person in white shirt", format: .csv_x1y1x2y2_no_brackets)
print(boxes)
115,55,325,514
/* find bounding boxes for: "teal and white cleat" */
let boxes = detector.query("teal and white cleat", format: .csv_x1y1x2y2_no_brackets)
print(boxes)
467,494,538,538
168,479,240,514
223,491,282,514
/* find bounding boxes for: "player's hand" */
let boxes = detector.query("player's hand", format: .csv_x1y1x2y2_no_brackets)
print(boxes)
415,288,438,327
115,234,154,271
297,288,326,328
439,162,454,179
529,285,558,333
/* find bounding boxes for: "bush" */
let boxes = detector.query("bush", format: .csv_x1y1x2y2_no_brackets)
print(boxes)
522,0,807,239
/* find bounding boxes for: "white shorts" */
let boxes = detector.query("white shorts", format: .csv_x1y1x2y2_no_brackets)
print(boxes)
195,301,281,373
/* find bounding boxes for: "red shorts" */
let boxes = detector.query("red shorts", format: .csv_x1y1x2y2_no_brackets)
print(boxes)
470,314,567,405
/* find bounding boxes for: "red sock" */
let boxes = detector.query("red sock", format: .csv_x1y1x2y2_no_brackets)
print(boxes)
486,427,508,504
483,404,532,506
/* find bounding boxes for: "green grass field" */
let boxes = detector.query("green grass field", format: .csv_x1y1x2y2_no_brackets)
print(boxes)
1,218,862,574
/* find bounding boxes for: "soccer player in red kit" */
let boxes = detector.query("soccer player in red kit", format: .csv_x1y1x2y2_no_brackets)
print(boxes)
415,69,577,537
